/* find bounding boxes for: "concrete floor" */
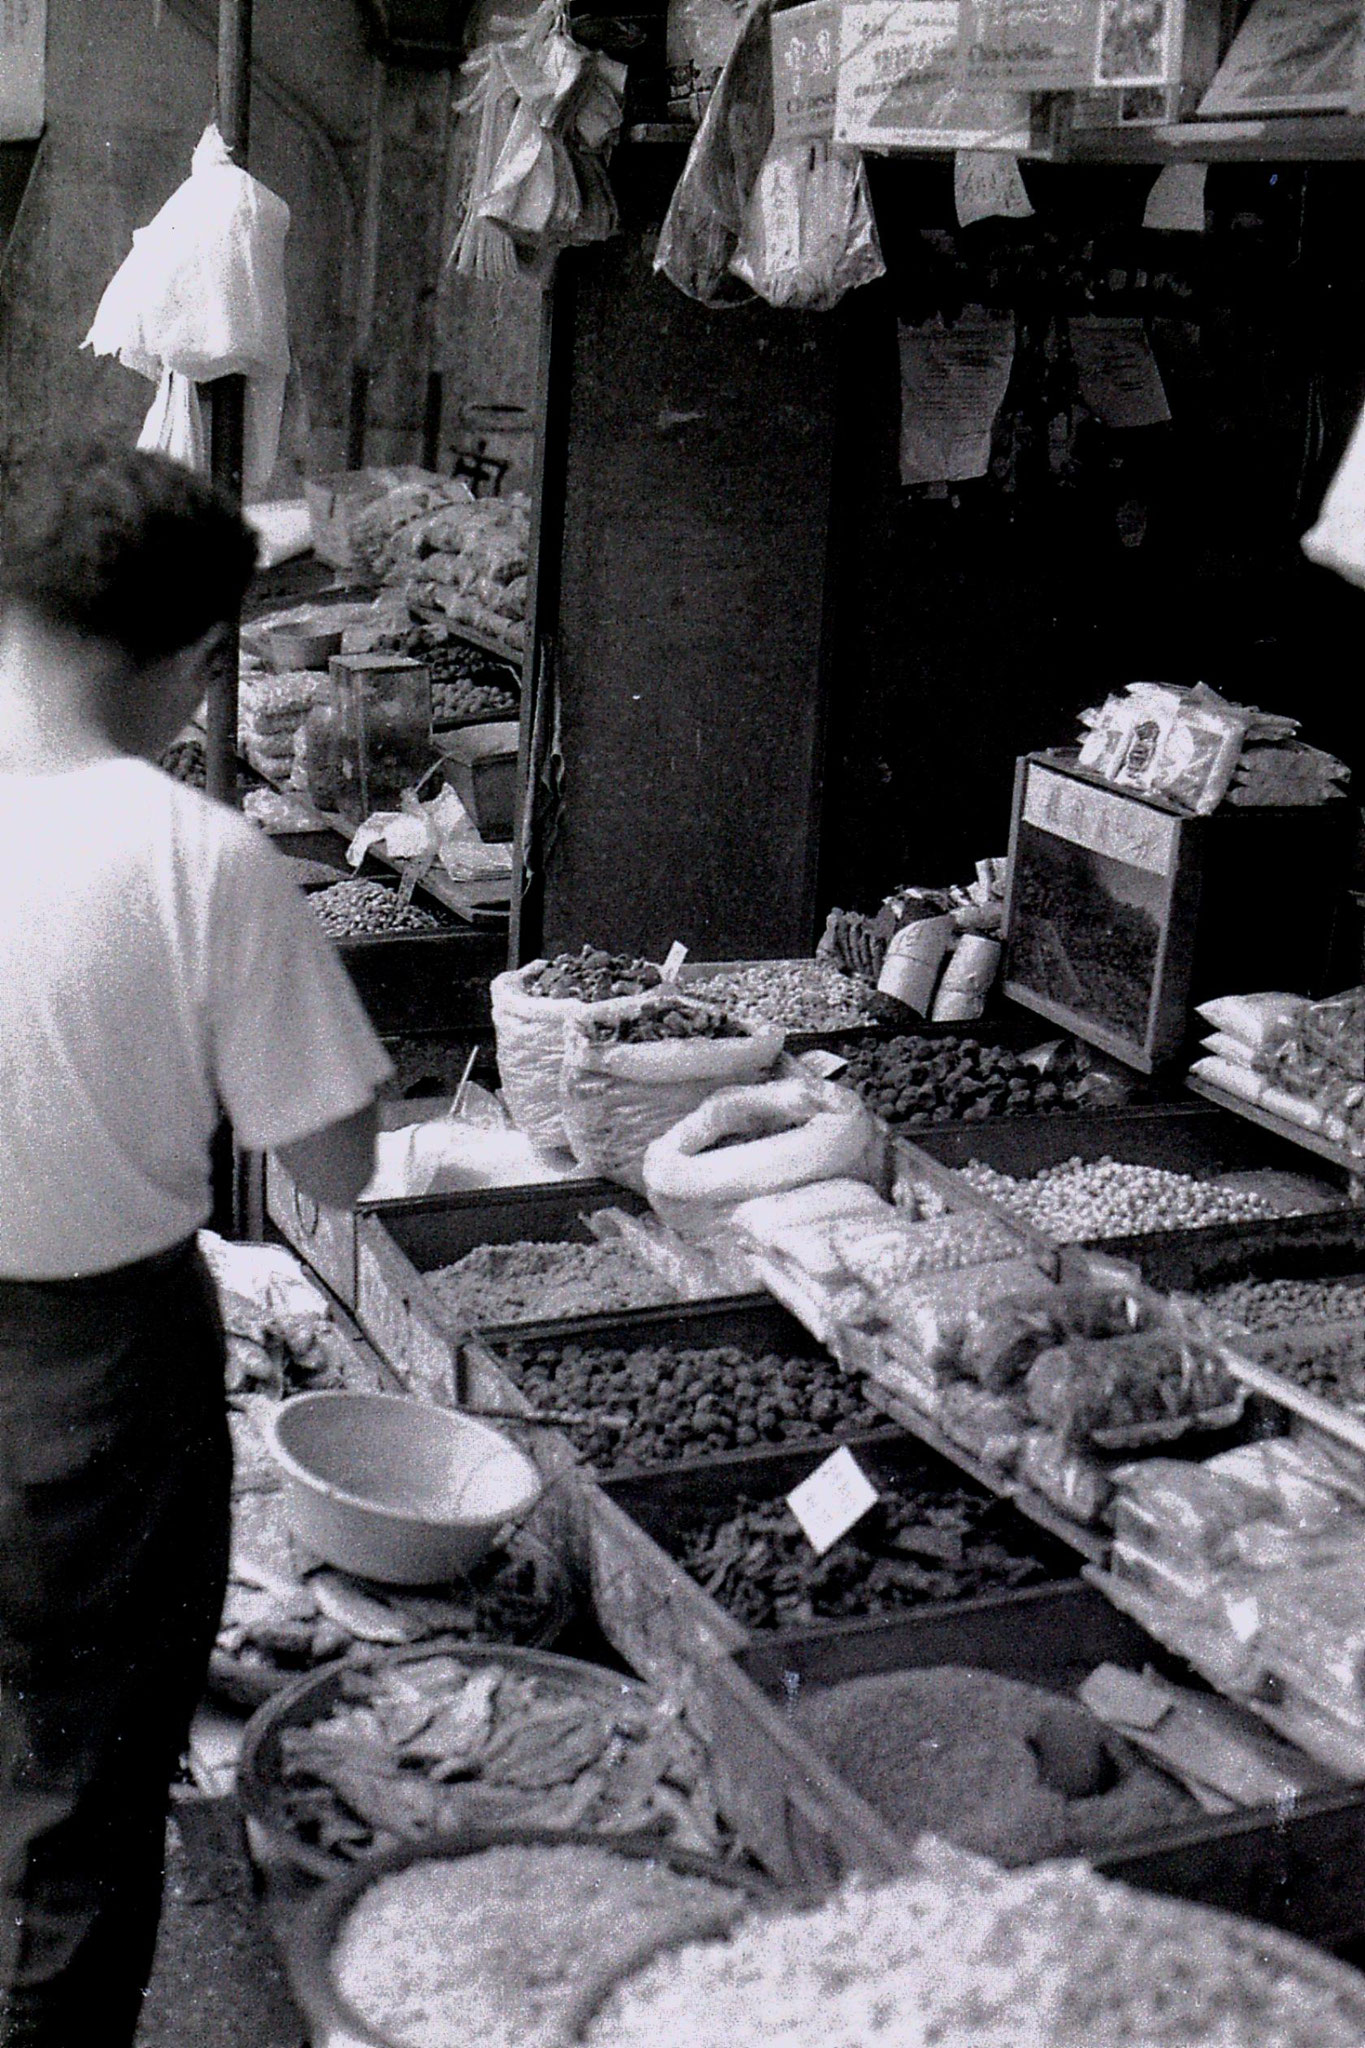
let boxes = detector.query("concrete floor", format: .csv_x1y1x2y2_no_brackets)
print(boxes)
135,1801,307,2048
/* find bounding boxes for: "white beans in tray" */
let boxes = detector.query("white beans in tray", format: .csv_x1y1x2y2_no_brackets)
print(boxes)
308,878,445,938
957,1157,1295,1243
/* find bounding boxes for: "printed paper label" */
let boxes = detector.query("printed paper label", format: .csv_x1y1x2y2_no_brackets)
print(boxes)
662,941,689,981
787,1447,880,1555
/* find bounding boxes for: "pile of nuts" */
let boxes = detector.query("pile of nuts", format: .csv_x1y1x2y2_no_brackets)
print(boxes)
686,961,881,1032
432,676,519,724
1200,1273,1365,1333
524,949,664,1002
1243,1322,1365,1407
837,1034,1089,1127
673,1482,1055,1629
498,1339,881,1468
958,1157,1287,1243
580,1001,746,1045
308,879,446,938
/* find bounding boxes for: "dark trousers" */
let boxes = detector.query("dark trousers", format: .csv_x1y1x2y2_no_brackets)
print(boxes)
0,1241,231,2048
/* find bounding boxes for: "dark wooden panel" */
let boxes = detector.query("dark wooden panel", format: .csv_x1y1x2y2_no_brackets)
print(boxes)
535,221,841,960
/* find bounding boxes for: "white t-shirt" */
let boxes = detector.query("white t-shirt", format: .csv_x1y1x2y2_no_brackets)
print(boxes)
0,758,393,1278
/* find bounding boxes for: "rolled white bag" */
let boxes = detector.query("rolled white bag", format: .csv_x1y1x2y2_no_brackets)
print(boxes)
931,933,1002,1022
642,1075,888,1238
878,915,955,1015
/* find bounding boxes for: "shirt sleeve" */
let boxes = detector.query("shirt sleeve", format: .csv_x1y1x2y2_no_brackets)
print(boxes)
205,826,393,1151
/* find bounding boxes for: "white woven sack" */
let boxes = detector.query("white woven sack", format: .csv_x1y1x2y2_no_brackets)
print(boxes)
559,994,784,1191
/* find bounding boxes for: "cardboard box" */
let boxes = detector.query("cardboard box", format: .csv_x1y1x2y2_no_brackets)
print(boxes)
835,0,1037,150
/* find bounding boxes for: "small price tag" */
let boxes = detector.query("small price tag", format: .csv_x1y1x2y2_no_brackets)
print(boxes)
396,853,436,907
800,1048,850,1080
661,941,689,982
786,1447,879,1556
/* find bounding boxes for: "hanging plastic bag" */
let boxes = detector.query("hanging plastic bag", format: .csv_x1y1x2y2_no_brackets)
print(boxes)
450,0,626,281
136,368,207,471
655,0,774,306
729,138,884,311
83,125,290,493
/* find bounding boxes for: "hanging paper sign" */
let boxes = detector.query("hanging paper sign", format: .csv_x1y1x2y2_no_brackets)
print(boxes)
954,149,1034,224
0,0,44,142
961,0,1098,90
1142,162,1207,233
899,309,1016,484
771,0,839,140
1200,0,1356,114
835,0,1036,152
1093,0,1184,87
1071,317,1170,430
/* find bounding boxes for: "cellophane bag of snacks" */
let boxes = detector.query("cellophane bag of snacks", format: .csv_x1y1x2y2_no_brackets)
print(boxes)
489,951,672,1151
560,991,783,1190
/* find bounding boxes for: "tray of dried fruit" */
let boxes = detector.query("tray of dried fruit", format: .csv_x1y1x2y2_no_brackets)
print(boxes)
698,1578,1365,1944
237,1641,733,1883
588,1428,1078,1705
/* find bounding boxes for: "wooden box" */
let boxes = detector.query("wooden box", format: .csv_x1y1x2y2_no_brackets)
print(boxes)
1004,752,1348,1073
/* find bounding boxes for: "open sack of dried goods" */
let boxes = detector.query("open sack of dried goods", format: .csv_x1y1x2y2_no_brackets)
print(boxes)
560,995,785,1191
788,1664,1195,1866
576,1833,1365,2048
642,1076,884,1238
321,1838,758,2048
490,950,671,1150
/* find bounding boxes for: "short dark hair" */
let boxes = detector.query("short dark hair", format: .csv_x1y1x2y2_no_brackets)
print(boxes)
0,440,258,663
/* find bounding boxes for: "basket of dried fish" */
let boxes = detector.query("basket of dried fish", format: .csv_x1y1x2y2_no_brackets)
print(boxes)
284,1823,772,2048
238,1640,730,1883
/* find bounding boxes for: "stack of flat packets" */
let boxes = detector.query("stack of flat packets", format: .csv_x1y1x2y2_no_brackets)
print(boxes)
1228,737,1351,807
1189,988,1365,1154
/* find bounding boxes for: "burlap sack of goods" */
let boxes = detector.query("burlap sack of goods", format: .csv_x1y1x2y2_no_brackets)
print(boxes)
488,963,628,1152
559,995,785,1190
642,1073,888,1238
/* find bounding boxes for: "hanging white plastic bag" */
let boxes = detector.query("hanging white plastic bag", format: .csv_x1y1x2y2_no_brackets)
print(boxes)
730,137,883,311
83,125,290,492
136,368,207,471
656,0,775,306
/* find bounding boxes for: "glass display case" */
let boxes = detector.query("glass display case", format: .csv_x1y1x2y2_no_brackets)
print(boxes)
302,653,433,827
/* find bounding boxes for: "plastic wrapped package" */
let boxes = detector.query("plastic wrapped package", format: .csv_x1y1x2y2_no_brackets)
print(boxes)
1194,992,1306,1051
961,1287,1068,1393
1018,1428,1112,1526
1109,1535,1220,1610
1255,1558,1365,1730
875,1258,1054,1377
587,1206,764,1298
937,1383,1026,1470
729,139,884,311
1109,1460,1264,1569
868,1339,949,1418
644,1078,883,1237
560,996,784,1191
1024,1329,1241,1449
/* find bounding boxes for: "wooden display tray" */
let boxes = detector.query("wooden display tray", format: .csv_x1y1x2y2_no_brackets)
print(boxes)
592,1433,1077,1701
1071,1204,1365,1293
267,1160,611,1315
1188,1073,1365,1191
704,1581,1365,1943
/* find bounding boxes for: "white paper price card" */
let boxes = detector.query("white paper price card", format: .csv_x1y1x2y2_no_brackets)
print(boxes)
786,1447,880,1555
800,1048,850,1079
662,941,689,981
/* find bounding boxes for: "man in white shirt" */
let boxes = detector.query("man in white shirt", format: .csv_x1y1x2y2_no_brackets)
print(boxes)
0,442,392,2044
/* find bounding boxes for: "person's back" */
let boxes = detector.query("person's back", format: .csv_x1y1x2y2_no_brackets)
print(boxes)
0,442,390,2047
